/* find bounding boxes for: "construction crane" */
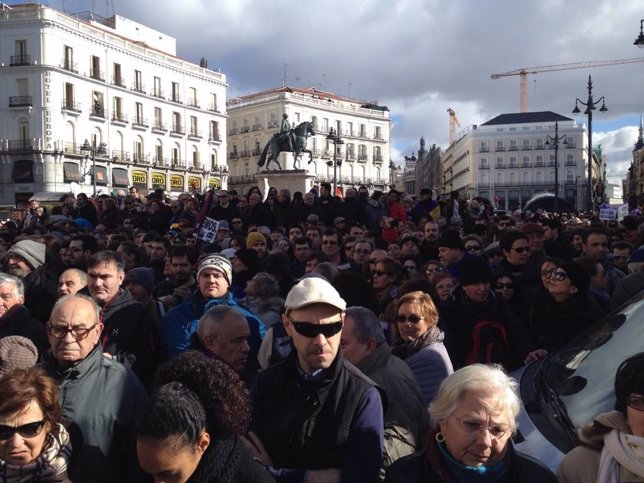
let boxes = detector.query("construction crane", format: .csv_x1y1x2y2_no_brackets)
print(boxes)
447,108,460,145
491,57,644,112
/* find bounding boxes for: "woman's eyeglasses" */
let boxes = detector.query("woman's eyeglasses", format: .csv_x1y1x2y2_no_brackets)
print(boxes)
540,269,555,278
495,282,514,290
465,245,481,252
511,246,530,254
287,315,343,338
395,314,423,324
550,270,569,281
454,417,509,441
0,421,46,440
628,395,644,411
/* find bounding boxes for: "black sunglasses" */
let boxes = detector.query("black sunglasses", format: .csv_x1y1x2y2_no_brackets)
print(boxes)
495,282,514,290
395,314,423,324
287,315,343,338
0,421,46,440
512,246,530,253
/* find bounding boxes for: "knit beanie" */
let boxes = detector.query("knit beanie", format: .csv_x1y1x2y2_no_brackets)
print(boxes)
0,336,38,378
246,232,266,249
123,267,155,294
459,257,493,286
197,254,232,285
7,239,46,270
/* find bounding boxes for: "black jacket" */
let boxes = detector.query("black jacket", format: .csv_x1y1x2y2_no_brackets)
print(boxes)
0,305,49,356
100,289,158,384
22,263,58,324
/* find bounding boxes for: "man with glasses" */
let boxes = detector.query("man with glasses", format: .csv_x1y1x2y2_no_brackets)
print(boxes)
40,294,146,481
321,228,351,270
208,190,240,225
353,240,374,266
611,241,633,273
63,235,98,270
248,277,384,483
291,237,312,279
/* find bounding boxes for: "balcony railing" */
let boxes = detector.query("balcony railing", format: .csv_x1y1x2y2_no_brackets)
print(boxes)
521,163,532,168
152,156,170,167
110,150,130,163
229,128,239,135
535,145,545,150
509,146,518,151
522,144,532,150
9,96,32,107
357,154,368,161
479,164,490,170
240,126,250,133
111,75,126,87
132,117,150,129
131,83,146,94
267,121,279,128
10,54,31,66
564,161,577,166
60,60,78,73
132,153,151,164
252,148,262,156
208,104,220,112
170,125,185,135
252,124,263,131
209,133,221,142
111,112,129,124
373,155,383,163
495,146,505,152
64,142,83,155
152,122,167,132
62,99,82,112
171,94,183,104
565,143,577,149
480,147,489,152
89,106,106,119
495,164,505,169
229,152,239,159
228,174,257,185
152,89,165,99
535,161,546,167
187,99,200,108
240,150,251,158
89,69,105,81
188,129,202,138
7,139,34,151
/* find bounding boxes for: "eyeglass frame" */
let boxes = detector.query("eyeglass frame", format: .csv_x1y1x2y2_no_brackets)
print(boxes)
549,270,569,282
452,416,511,441
47,322,98,340
0,420,47,441
286,314,343,338
627,395,644,411
395,314,424,324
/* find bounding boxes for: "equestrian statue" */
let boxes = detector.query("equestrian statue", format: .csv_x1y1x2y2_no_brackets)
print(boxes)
258,113,316,170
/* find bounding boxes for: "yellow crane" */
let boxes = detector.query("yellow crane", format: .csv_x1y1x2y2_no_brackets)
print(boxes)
447,108,460,145
491,57,644,112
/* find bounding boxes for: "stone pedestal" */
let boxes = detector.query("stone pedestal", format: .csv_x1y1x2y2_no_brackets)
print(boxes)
257,169,316,196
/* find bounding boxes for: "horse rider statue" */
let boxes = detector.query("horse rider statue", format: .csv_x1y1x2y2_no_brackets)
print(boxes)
278,113,295,151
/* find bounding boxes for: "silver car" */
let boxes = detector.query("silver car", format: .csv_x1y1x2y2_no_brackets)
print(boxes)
511,292,644,473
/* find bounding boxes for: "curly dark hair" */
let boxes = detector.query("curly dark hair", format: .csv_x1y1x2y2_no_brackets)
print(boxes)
138,350,250,446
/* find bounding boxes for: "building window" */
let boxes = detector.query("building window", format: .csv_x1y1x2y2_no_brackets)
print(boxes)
209,93,217,112
113,97,123,121
375,126,382,140
172,82,180,102
154,107,162,128
153,76,162,98
134,70,143,92
135,102,144,125
91,91,104,117
172,112,182,133
190,116,198,136
113,63,123,86
90,55,102,80
63,45,74,71
12,160,33,183
480,141,489,152
509,140,517,151
13,39,28,65
210,121,219,141
496,140,504,151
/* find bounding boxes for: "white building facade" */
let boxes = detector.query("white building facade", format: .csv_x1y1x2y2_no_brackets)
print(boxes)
0,4,228,206
443,112,589,211
226,86,390,195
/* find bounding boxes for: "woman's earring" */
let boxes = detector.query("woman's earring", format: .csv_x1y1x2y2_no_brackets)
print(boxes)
435,432,445,443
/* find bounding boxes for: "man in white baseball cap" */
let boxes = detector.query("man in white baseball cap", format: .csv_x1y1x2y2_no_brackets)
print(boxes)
247,276,384,483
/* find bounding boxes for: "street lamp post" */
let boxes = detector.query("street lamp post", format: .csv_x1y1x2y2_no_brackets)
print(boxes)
634,19,644,47
80,139,107,197
545,121,567,213
572,75,607,212
326,128,344,197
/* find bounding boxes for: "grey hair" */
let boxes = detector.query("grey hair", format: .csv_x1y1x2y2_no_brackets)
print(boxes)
429,364,521,433
197,305,245,342
0,273,24,297
312,262,339,283
251,272,280,299
59,268,88,286
52,294,100,325
345,307,385,345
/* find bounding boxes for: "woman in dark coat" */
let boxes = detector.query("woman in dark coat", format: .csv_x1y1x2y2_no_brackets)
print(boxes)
136,350,274,483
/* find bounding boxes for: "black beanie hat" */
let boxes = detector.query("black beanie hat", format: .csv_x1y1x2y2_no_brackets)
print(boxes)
459,257,493,286
438,230,465,250
233,248,258,271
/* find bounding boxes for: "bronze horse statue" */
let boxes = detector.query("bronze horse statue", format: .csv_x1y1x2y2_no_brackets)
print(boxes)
258,121,316,170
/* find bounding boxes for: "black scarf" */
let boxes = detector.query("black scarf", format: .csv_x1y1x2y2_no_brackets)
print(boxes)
391,325,443,360
187,438,244,483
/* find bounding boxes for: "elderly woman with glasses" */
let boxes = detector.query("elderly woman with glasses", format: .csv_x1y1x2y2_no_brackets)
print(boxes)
391,291,453,404
385,364,556,483
559,352,644,483
0,367,110,482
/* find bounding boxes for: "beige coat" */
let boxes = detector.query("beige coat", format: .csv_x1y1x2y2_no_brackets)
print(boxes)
557,410,641,483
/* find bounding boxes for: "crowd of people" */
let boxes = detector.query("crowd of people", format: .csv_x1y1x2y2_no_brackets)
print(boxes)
1,182,644,482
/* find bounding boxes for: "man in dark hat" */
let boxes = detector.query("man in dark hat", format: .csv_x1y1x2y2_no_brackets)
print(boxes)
437,229,468,281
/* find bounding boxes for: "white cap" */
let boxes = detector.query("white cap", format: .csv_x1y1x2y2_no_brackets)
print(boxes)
285,277,346,312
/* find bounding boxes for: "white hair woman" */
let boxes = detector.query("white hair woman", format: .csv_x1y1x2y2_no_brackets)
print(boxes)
385,364,556,482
